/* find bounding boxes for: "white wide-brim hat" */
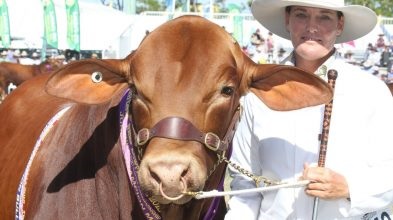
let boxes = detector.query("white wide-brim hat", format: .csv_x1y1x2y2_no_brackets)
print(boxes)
251,0,377,44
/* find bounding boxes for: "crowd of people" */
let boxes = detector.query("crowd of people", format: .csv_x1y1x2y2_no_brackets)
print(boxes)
0,48,108,65
0,49,42,64
358,37,393,82
243,29,287,64
243,27,393,84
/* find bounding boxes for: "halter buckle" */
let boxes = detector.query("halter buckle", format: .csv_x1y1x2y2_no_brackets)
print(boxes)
137,128,150,146
204,132,221,151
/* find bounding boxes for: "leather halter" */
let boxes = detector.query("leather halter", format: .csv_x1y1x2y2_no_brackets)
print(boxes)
135,107,241,154
123,90,239,219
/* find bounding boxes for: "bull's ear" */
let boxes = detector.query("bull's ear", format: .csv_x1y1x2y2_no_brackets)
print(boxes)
46,59,129,104
249,64,333,111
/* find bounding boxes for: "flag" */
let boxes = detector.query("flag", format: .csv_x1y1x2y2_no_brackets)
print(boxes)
0,0,11,48
344,40,355,47
228,4,243,45
65,0,80,51
42,0,58,48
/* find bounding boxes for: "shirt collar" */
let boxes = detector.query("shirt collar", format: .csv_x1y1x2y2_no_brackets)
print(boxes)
281,49,340,81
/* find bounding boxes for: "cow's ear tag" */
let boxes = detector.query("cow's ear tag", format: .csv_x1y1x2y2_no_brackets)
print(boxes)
91,71,103,83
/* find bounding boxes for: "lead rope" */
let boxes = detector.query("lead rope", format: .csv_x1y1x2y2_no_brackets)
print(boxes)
220,155,282,187
183,153,310,199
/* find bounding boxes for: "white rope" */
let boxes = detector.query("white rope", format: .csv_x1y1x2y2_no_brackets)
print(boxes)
194,180,310,199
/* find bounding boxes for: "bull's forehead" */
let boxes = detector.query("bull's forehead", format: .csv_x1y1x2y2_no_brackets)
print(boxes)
140,16,235,52
130,16,242,111
134,16,241,70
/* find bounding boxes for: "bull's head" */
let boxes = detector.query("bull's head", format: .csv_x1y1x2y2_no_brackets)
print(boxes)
45,15,332,208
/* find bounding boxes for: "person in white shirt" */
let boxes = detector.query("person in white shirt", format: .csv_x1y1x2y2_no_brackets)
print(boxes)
225,0,393,219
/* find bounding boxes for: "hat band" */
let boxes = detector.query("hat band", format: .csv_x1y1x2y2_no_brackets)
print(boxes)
285,0,345,8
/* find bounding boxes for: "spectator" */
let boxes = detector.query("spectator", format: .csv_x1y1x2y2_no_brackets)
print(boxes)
31,52,41,64
363,42,373,61
380,46,391,67
375,34,385,51
103,46,117,59
343,50,356,64
7,50,20,63
19,51,35,65
274,47,287,63
266,31,275,53
250,28,264,46
364,46,381,67
0,50,7,62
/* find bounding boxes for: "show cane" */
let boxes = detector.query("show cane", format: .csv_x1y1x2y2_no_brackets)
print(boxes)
311,69,338,220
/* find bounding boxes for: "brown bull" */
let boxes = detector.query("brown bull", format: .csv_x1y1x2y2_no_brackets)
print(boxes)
0,58,64,101
0,15,332,219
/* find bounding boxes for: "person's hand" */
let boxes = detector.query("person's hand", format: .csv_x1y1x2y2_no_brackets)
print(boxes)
302,163,350,200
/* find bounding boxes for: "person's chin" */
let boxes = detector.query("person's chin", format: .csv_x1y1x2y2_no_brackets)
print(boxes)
295,44,330,61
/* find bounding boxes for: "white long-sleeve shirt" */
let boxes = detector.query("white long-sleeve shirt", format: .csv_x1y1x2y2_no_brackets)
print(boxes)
225,54,393,220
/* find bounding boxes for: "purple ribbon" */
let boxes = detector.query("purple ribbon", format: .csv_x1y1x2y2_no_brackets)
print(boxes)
119,89,161,220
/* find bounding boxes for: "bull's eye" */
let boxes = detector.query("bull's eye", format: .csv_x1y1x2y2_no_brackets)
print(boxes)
221,86,234,96
91,71,103,83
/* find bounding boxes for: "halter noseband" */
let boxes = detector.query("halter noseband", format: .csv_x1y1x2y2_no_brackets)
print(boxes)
135,107,241,154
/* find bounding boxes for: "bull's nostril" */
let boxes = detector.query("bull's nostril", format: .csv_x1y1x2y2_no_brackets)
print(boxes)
181,169,188,178
150,171,160,184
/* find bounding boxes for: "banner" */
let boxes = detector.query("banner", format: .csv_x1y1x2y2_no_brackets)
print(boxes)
42,0,58,48
233,15,243,45
65,0,80,51
0,0,11,48
228,4,243,45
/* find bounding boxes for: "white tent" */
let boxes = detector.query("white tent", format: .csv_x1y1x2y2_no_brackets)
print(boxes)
6,0,135,52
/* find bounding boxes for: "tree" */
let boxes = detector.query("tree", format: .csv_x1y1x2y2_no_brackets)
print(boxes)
346,0,393,17
136,0,164,13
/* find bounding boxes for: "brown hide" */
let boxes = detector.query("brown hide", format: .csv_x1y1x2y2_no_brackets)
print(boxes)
0,59,64,101
0,15,333,220
0,74,71,218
